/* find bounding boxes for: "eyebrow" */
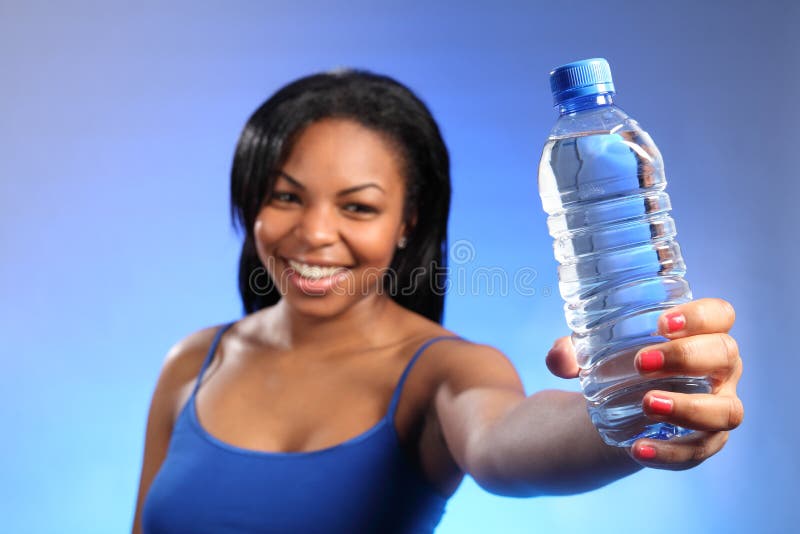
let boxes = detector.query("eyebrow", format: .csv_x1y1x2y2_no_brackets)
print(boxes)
277,171,385,196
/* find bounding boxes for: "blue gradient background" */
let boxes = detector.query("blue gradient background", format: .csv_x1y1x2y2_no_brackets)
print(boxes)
2,1,797,532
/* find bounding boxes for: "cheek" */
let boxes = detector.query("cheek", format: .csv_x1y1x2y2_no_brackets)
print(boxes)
253,216,270,245
253,210,288,263
343,221,401,265
254,207,293,242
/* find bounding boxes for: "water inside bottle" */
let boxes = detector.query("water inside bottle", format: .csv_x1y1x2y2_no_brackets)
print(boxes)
540,128,711,446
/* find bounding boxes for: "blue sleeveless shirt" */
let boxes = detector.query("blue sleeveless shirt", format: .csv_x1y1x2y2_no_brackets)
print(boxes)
142,322,461,533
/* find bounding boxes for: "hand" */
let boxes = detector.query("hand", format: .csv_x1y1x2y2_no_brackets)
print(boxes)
546,297,744,470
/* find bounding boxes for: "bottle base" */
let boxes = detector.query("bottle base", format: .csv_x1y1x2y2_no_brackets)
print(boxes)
587,376,711,447
599,422,695,447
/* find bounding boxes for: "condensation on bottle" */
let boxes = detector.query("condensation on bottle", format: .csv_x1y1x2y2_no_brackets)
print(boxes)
538,58,711,447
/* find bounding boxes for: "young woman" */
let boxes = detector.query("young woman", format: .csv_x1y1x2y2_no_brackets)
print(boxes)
132,70,743,533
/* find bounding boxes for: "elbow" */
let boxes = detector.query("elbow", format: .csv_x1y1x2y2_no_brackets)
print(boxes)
465,428,543,498
470,464,618,498
465,427,620,498
471,474,545,498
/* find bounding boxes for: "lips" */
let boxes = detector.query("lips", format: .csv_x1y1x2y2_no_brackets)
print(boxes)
286,265,351,295
281,255,352,267
286,258,348,279
280,256,353,295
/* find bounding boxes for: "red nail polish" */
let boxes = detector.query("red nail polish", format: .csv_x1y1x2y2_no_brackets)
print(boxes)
665,312,686,333
639,350,664,372
637,445,657,459
649,395,673,415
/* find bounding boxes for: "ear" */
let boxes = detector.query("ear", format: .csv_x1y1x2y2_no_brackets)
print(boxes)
401,210,418,240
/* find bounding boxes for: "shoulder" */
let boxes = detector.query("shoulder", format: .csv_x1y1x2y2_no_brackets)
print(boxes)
400,332,527,488
390,305,524,392
155,323,229,421
161,324,223,379
131,322,228,532
422,337,525,394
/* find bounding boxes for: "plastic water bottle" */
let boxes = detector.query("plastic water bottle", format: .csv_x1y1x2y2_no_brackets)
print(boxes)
537,58,711,447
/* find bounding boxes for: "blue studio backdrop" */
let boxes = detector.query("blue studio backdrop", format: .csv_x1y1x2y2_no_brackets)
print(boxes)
1,1,797,532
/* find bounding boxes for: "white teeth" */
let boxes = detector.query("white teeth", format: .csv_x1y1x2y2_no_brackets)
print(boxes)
287,259,345,279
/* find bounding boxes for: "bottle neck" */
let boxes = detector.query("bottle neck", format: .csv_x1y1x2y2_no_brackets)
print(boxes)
558,93,615,115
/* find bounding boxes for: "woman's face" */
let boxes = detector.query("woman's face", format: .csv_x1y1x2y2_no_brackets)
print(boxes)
253,118,409,317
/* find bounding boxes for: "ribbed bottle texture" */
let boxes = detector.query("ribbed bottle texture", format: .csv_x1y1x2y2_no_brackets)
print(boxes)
539,59,710,446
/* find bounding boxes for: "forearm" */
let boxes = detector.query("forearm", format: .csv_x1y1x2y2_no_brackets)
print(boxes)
471,389,642,497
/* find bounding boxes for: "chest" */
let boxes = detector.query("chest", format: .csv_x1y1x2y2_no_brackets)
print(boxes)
186,347,426,454
172,338,464,497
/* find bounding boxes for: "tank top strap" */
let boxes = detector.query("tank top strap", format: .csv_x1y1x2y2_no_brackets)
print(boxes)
387,335,464,419
191,321,237,398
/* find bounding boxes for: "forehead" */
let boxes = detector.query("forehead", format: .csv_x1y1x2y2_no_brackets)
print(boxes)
281,118,406,192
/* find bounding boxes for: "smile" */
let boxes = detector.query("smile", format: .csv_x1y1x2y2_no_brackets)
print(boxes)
286,259,351,280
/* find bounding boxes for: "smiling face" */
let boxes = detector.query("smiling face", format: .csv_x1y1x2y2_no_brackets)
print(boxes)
253,118,410,317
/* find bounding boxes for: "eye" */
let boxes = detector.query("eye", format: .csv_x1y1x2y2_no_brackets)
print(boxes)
343,203,378,215
270,191,300,204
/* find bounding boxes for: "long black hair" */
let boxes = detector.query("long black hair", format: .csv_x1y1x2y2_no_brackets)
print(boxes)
230,69,451,324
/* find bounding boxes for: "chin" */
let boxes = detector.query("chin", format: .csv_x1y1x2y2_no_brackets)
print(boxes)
283,293,364,320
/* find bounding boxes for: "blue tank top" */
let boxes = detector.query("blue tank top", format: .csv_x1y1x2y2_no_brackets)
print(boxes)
142,322,462,533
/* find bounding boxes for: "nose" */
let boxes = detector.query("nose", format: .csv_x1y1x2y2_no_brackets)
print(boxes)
294,203,338,248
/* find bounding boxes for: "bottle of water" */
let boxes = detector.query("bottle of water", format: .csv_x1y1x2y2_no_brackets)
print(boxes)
537,58,711,447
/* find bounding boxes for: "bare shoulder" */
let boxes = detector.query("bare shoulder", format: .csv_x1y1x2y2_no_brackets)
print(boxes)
160,326,219,376
162,325,222,375
156,324,228,421
395,324,528,495
131,323,227,533
389,305,524,392
394,307,525,398
424,336,526,395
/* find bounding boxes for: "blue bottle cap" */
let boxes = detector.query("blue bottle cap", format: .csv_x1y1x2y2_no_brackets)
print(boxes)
549,58,615,106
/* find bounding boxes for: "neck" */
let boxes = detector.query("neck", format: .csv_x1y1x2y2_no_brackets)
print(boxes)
263,294,402,352
558,93,614,114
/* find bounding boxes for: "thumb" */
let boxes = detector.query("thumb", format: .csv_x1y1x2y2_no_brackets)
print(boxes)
545,336,580,379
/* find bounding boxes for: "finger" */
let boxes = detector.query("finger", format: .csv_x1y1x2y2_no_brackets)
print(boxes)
635,333,741,382
630,431,729,470
545,336,579,379
642,390,745,432
656,298,736,339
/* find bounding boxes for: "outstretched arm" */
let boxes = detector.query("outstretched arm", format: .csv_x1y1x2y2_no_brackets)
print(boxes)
461,388,640,497
434,298,743,497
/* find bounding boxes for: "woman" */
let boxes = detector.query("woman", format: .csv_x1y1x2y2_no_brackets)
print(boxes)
132,70,743,533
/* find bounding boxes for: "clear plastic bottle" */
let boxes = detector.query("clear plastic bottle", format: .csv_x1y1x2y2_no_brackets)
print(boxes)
538,58,711,447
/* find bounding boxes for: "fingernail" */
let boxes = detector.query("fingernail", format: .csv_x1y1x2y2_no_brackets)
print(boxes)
636,445,657,460
638,349,664,372
648,395,673,415
664,312,686,333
